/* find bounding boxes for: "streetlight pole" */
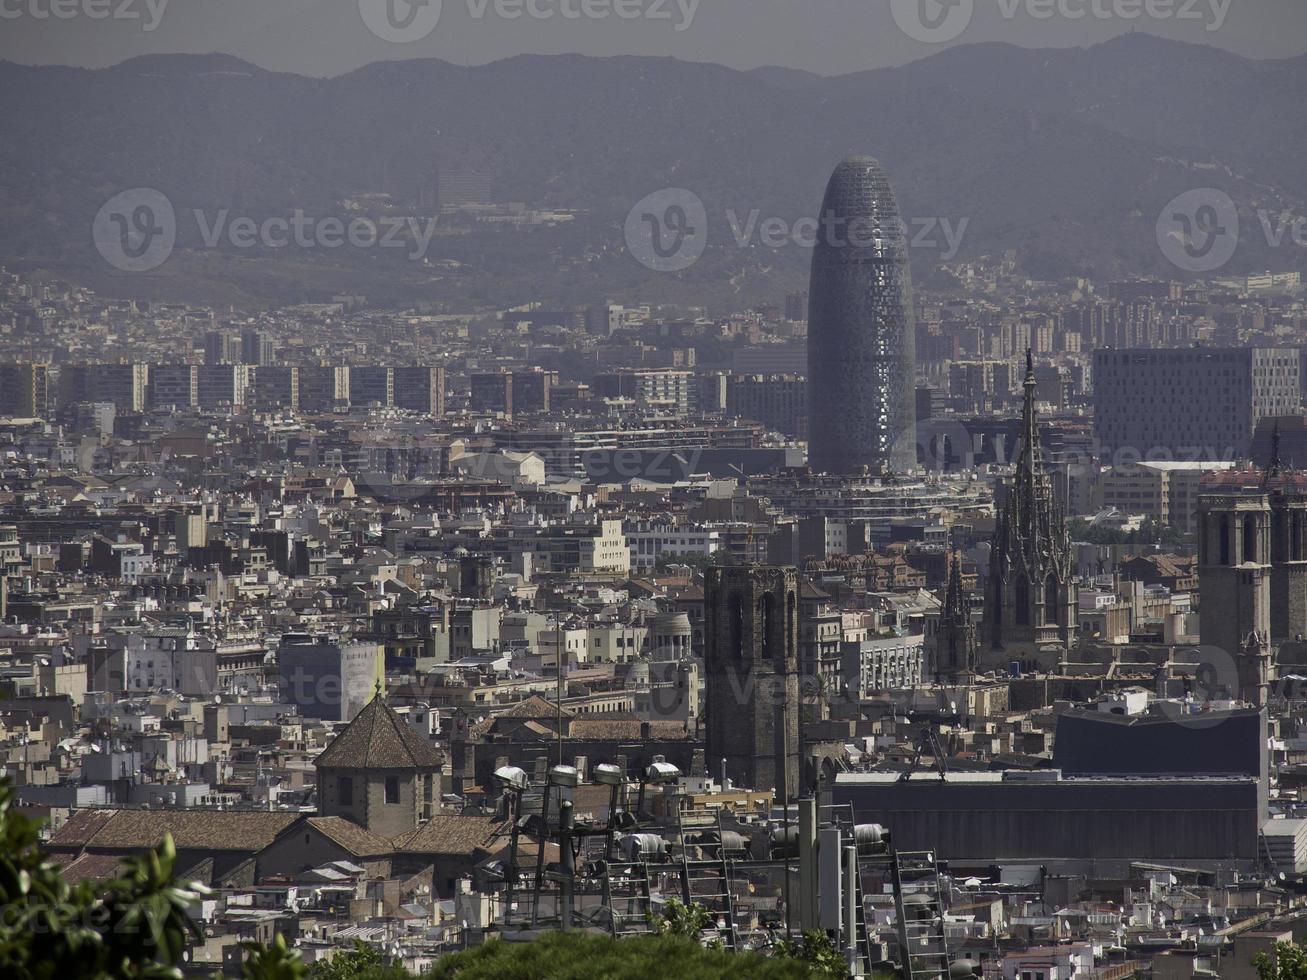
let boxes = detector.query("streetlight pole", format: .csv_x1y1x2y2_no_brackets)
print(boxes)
780,701,792,939
555,615,565,767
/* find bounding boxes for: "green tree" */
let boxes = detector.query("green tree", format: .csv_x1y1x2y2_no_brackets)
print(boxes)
427,930,824,979
1255,940,1307,980
0,776,419,980
0,779,207,979
1066,517,1190,549
242,933,309,980
0,777,850,980
650,899,715,940
308,940,410,980
773,930,849,979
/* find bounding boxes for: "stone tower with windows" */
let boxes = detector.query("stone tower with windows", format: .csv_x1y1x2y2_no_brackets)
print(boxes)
984,352,1078,663
1264,427,1307,643
314,690,443,838
1198,468,1284,708
704,565,800,800
935,553,978,683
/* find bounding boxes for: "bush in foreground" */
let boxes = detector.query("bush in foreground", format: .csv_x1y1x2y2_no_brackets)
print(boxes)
0,777,840,980
426,931,827,980
1256,940,1307,980
0,781,205,980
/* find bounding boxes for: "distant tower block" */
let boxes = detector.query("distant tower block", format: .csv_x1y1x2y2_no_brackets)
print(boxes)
704,566,800,800
806,157,917,474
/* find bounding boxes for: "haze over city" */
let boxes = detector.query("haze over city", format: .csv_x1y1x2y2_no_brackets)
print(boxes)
0,1,1305,978
3,0,1306,73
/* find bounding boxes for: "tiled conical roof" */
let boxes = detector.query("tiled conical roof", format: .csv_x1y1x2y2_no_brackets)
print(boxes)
314,694,442,770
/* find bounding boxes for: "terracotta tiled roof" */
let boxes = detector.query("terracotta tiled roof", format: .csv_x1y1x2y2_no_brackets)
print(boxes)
300,816,394,857
1146,554,1185,577
1204,468,1307,492
566,719,693,740
315,694,442,770
391,814,502,857
1123,552,1195,581
520,720,562,739
496,695,575,720
48,810,299,854
483,839,558,864
48,809,116,849
52,852,123,885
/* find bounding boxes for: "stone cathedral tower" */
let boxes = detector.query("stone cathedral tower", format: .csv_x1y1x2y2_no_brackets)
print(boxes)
935,553,978,683
1192,439,1307,708
984,352,1078,663
704,566,801,800
1264,428,1307,645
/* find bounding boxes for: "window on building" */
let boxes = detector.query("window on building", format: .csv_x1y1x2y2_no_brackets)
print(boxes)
338,776,353,806
385,776,400,804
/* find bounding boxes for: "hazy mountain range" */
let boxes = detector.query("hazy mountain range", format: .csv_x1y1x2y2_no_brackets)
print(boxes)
1,33,1304,309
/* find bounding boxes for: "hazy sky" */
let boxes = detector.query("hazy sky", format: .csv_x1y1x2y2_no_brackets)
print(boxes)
1,0,1304,76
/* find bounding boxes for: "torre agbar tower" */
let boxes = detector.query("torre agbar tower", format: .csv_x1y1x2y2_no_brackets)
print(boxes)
806,157,916,473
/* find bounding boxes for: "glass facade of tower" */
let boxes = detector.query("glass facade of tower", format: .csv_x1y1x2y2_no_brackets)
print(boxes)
806,157,916,473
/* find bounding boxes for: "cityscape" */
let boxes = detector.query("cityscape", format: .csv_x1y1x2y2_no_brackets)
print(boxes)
1,2,1307,979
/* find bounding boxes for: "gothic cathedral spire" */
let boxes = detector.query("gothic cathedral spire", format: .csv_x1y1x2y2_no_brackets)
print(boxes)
984,350,1078,662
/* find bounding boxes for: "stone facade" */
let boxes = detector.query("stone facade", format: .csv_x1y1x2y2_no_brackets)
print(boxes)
317,766,437,841
314,694,442,839
1267,450,1307,644
1192,454,1307,705
935,554,978,683
984,353,1078,664
704,565,801,800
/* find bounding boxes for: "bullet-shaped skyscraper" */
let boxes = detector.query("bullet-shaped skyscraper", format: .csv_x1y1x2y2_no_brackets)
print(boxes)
807,157,916,473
